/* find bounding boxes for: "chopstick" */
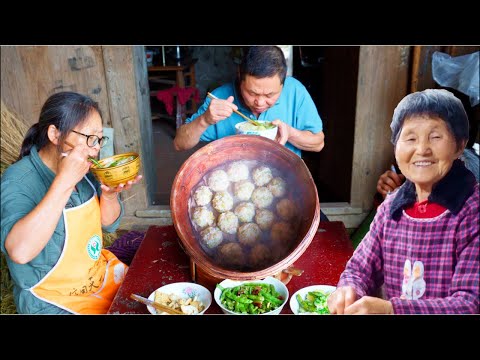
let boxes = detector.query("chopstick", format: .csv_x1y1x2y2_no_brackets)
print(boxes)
64,140,75,149
130,293,184,315
63,140,102,167
206,92,259,126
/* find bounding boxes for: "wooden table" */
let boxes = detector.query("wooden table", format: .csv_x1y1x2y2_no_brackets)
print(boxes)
108,222,354,314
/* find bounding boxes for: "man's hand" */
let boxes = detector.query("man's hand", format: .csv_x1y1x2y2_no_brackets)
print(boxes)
376,170,405,198
271,119,289,145
204,96,238,126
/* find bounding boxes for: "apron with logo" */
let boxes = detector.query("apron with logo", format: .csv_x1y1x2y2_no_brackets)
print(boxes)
30,176,127,314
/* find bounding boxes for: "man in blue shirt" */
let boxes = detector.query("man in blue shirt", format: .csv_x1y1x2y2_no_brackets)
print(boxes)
173,46,325,158
174,46,328,221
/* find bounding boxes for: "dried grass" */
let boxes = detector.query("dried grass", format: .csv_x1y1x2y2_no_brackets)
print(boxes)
1,100,29,166
1,253,16,314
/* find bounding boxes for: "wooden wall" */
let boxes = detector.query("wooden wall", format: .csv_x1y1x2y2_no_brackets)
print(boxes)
3,45,473,229
1,46,111,127
350,46,410,210
0,46,153,216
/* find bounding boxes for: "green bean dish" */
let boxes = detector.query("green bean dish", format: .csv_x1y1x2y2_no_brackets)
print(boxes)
216,282,285,314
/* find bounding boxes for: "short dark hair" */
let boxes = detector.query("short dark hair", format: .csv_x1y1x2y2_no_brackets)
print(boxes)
19,91,101,159
239,46,287,85
390,89,469,150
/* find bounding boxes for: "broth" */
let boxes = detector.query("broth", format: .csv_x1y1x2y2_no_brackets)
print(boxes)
188,159,302,272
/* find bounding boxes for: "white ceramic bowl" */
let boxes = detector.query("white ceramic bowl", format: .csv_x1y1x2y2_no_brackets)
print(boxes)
289,284,336,315
214,276,288,315
234,121,278,140
147,282,212,315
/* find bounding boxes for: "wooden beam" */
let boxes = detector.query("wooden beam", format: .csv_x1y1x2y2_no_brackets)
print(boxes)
102,46,153,216
350,46,410,210
444,46,480,57
410,46,443,92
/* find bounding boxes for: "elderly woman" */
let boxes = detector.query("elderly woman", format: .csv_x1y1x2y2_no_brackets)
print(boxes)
1,92,142,314
328,89,479,314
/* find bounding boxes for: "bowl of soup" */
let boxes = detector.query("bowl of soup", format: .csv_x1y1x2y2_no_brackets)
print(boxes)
90,152,141,187
235,121,278,140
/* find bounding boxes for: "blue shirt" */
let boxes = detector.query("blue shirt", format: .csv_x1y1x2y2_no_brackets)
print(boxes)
0,145,124,314
185,76,323,157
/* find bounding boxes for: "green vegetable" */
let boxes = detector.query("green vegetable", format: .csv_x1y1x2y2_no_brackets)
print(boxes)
296,290,331,314
89,158,102,167
216,283,285,314
95,155,136,169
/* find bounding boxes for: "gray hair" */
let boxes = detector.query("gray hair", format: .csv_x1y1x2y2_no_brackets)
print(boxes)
390,89,469,150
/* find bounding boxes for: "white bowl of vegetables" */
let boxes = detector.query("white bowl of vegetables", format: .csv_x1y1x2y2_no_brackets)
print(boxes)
235,120,278,140
214,276,288,315
289,285,336,315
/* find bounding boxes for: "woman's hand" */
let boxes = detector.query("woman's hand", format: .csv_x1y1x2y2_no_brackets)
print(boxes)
100,175,143,200
376,170,405,198
343,296,394,314
327,286,357,314
99,175,142,226
57,144,93,189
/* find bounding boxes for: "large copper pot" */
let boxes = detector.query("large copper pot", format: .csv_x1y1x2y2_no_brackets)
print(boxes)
170,135,320,291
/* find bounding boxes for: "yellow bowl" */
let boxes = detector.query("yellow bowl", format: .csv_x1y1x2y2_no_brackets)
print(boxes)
90,152,141,187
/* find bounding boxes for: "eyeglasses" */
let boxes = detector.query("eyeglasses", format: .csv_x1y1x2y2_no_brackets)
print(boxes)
71,130,109,148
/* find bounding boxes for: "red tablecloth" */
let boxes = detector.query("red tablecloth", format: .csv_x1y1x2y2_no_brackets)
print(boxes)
108,221,354,314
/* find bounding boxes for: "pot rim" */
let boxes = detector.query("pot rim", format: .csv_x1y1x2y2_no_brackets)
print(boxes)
170,135,319,280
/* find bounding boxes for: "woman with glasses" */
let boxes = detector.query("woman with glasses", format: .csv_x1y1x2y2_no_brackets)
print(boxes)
0,91,142,314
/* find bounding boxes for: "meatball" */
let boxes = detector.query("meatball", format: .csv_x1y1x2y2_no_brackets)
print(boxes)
233,180,255,201
249,244,271,268
193,185,213,206
192,206,215,229
276,198,297,220
207,169,230,192
255,209,275,230
234,202,255,223
218,242,245,267
212,191,234,213
252,166,273,186
238,223,262,246
271,243,289,263
217,211,239,234
226,161,249,182
200,226,223,249
270,221,295,246
251,187,273,209
267,177,286,197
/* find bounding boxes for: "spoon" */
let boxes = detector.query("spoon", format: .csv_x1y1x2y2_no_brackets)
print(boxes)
130,293,184,315
282,266,304,277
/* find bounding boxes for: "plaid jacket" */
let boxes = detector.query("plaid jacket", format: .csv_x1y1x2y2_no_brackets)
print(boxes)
339,160,479,314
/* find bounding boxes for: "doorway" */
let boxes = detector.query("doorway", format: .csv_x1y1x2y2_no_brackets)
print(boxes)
147,46,238,205
294,46,360,203
146,46,360,206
